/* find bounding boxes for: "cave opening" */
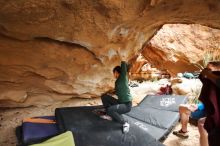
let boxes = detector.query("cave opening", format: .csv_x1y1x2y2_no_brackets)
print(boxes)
0,0,220,145
126,24,220,146
128,23,220,117
0,22,219,145
129,23,220,82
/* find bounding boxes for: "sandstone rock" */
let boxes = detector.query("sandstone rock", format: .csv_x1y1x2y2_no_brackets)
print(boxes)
44,80,75,94
129,55,148,74
172,78,202,97
0,0,220,107
0,35,113,107
171,78,183,84
142,24,220,75
129,54,170,81
0,90,27,103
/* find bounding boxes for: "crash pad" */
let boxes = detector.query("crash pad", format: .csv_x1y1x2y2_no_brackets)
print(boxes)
123,115,168,140
22,116,59,145
55,106,164,146
139,95,187,112
126,106,179,129
30,131,75,146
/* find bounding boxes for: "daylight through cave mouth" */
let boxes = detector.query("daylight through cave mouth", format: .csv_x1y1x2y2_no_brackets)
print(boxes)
129,23,220,81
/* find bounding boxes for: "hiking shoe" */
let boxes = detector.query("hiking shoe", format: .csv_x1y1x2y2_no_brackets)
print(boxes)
173,129,189,139
100,115,112,121
123,122,130,133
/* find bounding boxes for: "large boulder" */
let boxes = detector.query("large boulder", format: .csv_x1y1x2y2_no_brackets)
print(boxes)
142,24,220,75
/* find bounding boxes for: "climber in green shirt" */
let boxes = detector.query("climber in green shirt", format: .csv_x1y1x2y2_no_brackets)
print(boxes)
101,61,133,133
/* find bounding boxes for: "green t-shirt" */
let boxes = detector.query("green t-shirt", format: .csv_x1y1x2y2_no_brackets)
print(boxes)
115,61,132,103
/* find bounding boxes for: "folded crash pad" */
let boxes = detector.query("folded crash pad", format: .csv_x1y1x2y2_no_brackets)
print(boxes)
22,116,59,145
55,106,164,146
30,131,75,146
139,95,187,112
126,95,187,140
126,106,179,129
123,115,168,140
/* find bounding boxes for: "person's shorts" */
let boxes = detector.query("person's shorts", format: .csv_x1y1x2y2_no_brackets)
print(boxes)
190,109,206,119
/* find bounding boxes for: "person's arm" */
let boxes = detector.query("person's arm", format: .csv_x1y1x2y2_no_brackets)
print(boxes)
106,89,116,95
120,61,128,77
101,88,115,96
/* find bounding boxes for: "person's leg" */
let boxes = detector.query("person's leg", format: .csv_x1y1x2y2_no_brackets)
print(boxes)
173,104,191,138
107,102,132,133
179,105,191,132
95,94,118,117
101,94,118,108
174,104,205,138
198,118,209,146
107,102,132,124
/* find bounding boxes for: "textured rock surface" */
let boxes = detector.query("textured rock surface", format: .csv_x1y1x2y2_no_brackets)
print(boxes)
0,36,112,107
142,24,220,75
172,78,202,97
0,0,220,107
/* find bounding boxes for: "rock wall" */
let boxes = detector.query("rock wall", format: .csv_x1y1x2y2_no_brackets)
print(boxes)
0,35,115,107
0,0,220,107
142,24,220,75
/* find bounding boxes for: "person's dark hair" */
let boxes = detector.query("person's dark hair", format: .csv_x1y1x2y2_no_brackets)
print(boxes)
113,66,121,74
208,61,220,67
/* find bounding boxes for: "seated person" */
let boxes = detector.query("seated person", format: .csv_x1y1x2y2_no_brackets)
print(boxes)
173,61,220,141
101,61,133,133
173,102,205,138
